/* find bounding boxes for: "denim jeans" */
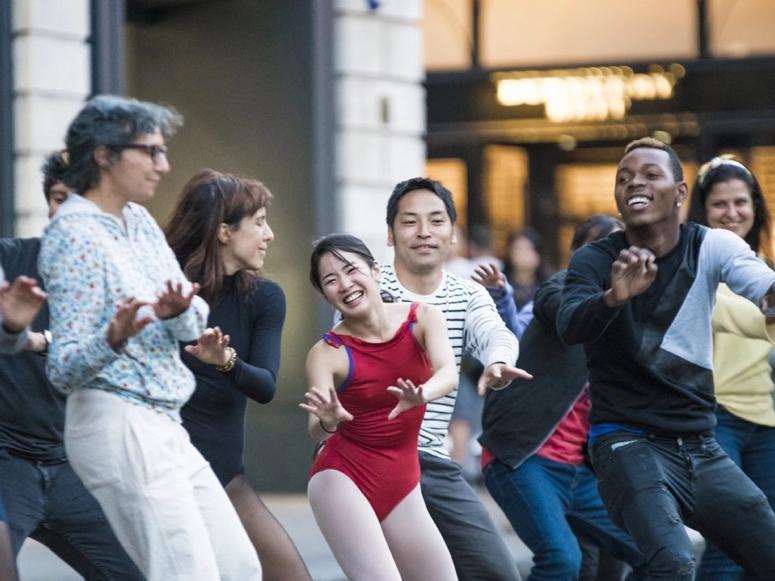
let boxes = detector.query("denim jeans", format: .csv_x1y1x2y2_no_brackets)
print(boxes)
697,408,775,580
592,432,775,580
484,455,645,580
0,449,142,580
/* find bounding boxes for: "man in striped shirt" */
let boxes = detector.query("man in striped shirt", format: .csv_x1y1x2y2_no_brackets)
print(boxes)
381,177,529,581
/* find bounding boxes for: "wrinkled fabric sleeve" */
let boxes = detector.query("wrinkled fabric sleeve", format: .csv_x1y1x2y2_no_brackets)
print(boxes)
0,326,29,354
557,245,622,345
38,224,119,394
533,272,567,329
144,208,209,341
713,284,775,342
709,229,775,308
225,281,286,404
488,279,533,341
465,283,519,366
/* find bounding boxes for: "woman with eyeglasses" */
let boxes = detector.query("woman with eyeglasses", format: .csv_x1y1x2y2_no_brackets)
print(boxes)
39,96,261,580
688,156,775,580
166,169,311,581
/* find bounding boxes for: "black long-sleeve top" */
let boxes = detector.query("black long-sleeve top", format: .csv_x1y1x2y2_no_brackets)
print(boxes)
181,277,286,485
557,225,775,434
480,271,589,468
0,238,65,461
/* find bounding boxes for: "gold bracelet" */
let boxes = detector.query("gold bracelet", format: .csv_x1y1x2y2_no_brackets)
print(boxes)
215,347,237,373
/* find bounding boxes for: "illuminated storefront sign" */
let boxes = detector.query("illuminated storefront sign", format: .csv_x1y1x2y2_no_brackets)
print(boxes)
494,64,685,122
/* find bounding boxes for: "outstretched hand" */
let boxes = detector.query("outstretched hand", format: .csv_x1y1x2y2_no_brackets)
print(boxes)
107,298,154,349
471,263,506,290
386,378,426,420
299,386,353,431
154,281,200,320
0,276,47,332
477,363,533,395
605,246,657,308
185,326,231,366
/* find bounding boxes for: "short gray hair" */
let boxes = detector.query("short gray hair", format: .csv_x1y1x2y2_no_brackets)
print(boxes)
63,95,183,194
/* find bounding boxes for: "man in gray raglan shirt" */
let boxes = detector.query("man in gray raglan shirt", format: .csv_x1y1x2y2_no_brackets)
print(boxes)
558,138,775,579
379,177,530,581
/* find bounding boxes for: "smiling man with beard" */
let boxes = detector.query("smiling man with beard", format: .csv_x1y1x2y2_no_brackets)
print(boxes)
558,138,775,579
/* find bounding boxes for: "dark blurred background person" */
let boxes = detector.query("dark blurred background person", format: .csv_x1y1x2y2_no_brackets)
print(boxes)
503,228,553,311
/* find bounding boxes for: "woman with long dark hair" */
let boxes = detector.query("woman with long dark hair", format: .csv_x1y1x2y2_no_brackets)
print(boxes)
688,156,775,580
165,169,311,581
302,234,458,580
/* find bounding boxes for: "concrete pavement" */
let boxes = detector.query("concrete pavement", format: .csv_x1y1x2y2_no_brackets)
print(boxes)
17,489,705,580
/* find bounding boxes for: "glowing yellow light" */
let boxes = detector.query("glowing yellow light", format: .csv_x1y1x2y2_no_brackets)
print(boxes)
494,64,681,123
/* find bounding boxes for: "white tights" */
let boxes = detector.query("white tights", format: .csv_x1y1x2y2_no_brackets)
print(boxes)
308,470,457,581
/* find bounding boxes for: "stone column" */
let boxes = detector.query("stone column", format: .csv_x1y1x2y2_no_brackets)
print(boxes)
333,0,425,261
13,0,90,236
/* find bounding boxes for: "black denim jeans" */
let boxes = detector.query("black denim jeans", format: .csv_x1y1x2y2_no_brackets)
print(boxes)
591,432,775,580
0,449,142,580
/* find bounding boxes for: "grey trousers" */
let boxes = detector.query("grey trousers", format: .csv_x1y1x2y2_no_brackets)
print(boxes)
420,451,521,581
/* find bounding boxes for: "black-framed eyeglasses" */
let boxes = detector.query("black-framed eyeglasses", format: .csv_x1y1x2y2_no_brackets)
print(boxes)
111,144,169,162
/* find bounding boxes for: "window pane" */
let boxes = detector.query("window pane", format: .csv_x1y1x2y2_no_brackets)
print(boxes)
751,148,775,253
426,157,468,227
424,0,472,71
482,0,697,68
710,0,775,58
483,145,528,255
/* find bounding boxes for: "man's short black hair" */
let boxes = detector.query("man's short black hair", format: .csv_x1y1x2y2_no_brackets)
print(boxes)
623,137,684,182
386,177,457,227
41,151,69,201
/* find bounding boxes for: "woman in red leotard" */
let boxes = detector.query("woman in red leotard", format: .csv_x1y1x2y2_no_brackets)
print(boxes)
301,234,458,581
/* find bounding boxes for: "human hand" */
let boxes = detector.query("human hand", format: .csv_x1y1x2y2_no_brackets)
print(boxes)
0,276,47,332
299,386,354,431
153,281,200,320
184,326,231,366
471,263,506,290
605,246,657,308
24,331,48,353
107,298,154,349
477,363,533,395
386,378,426,420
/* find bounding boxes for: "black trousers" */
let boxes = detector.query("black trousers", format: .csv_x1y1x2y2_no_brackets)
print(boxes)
419,451,521,581
591,432,775,580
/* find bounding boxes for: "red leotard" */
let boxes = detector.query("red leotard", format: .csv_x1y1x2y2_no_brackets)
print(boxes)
310,303,431,521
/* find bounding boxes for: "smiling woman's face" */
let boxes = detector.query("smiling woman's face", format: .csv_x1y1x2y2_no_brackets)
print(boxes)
704,178,755,240
317,251,380,316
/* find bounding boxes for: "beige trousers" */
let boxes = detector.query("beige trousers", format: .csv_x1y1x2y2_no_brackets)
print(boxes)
65,388,262,581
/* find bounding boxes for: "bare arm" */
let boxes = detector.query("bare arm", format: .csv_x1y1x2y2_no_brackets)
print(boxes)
300,341,353,442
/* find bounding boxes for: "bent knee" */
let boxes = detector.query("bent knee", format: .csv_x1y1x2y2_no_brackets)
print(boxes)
649,547,694,580
534,545,582,579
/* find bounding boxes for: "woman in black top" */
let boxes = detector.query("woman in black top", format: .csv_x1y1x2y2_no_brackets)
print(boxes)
166,169,311,581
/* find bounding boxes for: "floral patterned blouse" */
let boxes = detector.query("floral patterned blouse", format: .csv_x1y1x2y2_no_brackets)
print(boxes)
39,195,209,420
